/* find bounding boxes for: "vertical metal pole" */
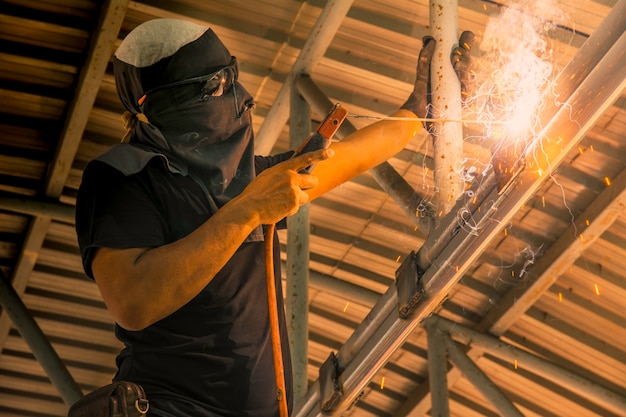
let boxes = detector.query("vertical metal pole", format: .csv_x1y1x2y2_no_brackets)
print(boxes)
426,319,450,417
430,0,464,215
0,270,83,406
443,337,525,417
287,84,312,401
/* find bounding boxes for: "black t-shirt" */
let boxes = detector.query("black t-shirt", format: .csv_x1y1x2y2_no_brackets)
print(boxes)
76,152,293,417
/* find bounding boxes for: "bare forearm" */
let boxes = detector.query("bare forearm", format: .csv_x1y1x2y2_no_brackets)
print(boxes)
308,109,422,200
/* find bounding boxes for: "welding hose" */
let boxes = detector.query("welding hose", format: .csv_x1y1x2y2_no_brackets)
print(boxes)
264,222,289,417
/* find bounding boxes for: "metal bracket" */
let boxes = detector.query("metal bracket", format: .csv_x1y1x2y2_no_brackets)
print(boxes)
396,251,425,319
319,351,343,413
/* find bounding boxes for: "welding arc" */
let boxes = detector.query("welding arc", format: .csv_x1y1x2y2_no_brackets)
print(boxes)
264,222,289,417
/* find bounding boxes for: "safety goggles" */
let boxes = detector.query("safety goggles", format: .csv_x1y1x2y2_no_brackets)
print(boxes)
137,56,239,105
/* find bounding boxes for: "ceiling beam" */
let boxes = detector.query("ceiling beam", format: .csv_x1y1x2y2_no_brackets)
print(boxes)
45,0,129,197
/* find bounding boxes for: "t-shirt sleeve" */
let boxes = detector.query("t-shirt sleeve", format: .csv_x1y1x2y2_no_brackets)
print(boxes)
75,160,168,279
254,151,295,174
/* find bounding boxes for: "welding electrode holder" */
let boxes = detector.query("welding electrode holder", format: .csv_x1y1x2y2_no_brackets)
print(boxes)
292,103,349,172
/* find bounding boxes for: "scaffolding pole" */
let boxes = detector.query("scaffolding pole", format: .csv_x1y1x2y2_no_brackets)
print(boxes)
431,315,626,415
426,319,450,417
443,337,524,417
430,0,464,215
0,270,83,406
287,83,313,402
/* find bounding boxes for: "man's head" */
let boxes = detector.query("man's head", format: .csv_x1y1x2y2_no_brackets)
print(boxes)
112,19,258,207
114,18,234,115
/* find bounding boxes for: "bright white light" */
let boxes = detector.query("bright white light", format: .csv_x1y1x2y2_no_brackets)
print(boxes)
468,0,568,156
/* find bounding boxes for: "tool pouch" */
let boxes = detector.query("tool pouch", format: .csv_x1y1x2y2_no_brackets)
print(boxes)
68,381,149,417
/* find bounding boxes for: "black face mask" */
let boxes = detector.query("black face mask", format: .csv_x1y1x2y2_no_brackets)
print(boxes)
142,78,257,205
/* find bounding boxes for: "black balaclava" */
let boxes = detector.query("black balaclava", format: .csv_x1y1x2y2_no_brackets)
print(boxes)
112,18,256,211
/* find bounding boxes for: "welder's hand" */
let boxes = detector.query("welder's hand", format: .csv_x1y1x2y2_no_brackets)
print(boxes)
452,30,475,106
401,31,476,129
401,36,436,121
239,149,333,225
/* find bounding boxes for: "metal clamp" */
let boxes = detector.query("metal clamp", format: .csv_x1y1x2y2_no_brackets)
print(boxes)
396,251,425,319
319,351,343,413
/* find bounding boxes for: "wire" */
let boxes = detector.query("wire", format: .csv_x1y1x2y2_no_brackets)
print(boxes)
347,114,507,124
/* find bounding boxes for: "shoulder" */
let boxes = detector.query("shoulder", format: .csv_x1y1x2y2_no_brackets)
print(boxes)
91,143,171,176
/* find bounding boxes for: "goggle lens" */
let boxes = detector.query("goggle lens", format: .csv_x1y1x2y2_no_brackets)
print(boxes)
138,57,239,105
200,65,237,100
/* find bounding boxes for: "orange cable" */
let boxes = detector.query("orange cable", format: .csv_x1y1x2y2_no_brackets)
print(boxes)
265,222,289,417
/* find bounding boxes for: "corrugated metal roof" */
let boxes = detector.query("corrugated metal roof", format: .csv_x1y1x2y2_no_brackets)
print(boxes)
0,0,624,416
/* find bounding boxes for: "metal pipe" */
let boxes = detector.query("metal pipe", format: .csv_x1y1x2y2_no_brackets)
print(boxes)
254,0,355,155
443,336,524,417
287,86,313,402
432,315,626,416
301,265,380,307
426,320,450,417
0,270,83,406
0,195,75,224
430,0,464,215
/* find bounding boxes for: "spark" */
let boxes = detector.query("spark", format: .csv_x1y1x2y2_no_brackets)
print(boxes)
343,302,350,313
514,359,519,370
465,0,567,170
558,292,563,302
518,245,543,279
380,376,386,390
594,284,600,296
604,177,611,187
